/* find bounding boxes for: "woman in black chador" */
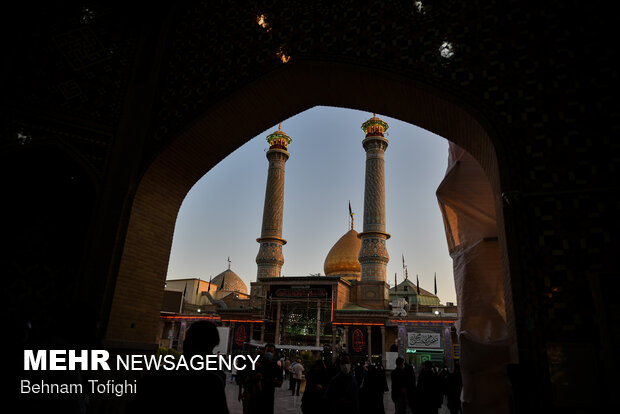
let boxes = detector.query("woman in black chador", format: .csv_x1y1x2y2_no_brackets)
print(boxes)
359,363,389,414
129,321,229,414
301,359,329,414
446,362,463,414
415,360,443,414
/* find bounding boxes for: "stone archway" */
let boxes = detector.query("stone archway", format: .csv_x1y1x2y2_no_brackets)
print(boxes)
104,60,517,410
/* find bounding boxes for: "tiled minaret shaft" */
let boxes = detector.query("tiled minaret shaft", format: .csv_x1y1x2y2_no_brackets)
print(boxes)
359,114,390,283
256,125,291,279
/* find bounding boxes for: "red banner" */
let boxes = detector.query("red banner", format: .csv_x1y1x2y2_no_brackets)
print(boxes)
348,326,368,356
233,323,249,349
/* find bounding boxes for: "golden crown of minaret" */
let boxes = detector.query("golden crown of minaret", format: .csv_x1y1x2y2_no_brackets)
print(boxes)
361,113,389,137
266,123,292,150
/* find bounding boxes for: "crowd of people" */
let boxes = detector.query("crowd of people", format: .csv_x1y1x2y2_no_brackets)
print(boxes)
391,357,463,414
134,321,462,414
236,350,463,414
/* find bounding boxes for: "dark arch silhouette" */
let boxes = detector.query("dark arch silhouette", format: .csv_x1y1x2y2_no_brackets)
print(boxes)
1,144,97,343
104,63,519,413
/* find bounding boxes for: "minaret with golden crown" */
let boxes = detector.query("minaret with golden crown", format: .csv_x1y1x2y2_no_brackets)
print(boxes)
256,124,291,279
358,113,391,309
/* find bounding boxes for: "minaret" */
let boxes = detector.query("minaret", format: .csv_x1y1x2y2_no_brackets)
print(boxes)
256,124,291,279
358,113,391,308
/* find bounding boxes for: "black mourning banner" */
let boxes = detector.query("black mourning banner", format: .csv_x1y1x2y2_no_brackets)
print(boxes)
270,285,331,299
233,323,250,350
348,326,368,356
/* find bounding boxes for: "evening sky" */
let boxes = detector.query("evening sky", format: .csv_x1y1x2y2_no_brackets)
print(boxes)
167,106,458,305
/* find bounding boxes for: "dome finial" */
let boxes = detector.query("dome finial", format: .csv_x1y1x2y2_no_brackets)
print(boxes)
227,256,231,270
278,122,282,131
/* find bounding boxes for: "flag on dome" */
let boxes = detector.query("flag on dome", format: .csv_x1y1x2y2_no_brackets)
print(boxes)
348,201,355,229
416,274,420,295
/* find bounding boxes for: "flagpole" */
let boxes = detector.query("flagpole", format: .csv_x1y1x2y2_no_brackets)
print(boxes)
416,274,419,314
349,201,354,230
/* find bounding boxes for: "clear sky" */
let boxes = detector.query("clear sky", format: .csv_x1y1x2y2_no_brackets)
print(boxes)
166,106,457,305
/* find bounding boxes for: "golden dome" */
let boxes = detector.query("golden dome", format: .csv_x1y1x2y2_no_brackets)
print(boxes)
324,229,361,278
212,269,248,295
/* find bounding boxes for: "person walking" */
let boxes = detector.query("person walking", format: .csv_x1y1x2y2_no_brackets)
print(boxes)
289,359,297,390
360,364,388,414
403,363,417,413
291,358,305,396
284,358,291,380
354,362,365,388
131,321,229,413
257,343,283,414
416,360,443,414
446,362,463,414
391,357,409,414
324,353,359,414
439,365,449,407
236,354,262,414
231,366,238,383
301,359,329,414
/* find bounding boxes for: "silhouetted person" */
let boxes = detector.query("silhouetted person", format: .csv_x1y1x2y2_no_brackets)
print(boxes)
404,363,417,413
324,353,359,414
236,352,262,414
325,356,338,380
360,364,388,414
14,303,99,414
377,363,390,404
439,365,449,405
354,361,365,388
391,357,409,414
130,321,228,414
415,360,442,414
257,343,283,414
302,359,329,414
446,362,463,414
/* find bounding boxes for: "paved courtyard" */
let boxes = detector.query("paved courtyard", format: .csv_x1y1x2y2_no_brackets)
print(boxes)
223,372,450,414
